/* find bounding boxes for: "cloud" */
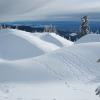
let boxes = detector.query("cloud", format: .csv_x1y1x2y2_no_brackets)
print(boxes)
0,0,100,22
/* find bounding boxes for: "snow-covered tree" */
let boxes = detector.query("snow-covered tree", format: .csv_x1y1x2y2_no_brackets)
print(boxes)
53,26,57,33
44,25,50,32
44,25,57,33
96,30,99,34
15,25,18,29
97,59,100,63
49,24,53,32
80,16,90,36
0,24,2,30
95,86,100,97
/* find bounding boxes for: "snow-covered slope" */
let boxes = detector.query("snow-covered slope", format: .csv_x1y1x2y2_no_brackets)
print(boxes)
0,41,100,100
0,30,100,100
0,42,100,83
33,32,73,47
0,29,72,60
75,34,100,44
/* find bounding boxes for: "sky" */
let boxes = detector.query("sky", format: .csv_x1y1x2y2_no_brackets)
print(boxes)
0,0,100,22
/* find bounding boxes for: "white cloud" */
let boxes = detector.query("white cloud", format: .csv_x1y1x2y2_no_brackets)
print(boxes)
0,0,100,22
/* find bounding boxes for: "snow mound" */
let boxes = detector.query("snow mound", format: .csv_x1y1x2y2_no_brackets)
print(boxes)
75,34,100,44
0,29,73,60
0,30,100,100
0,29,60,60
33,32,73,47
0,42,100,83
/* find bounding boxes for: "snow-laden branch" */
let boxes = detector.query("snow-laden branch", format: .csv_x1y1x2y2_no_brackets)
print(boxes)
95,86,100,97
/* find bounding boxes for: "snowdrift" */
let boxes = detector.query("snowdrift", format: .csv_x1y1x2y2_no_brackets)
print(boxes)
75,34,100,44
0,29,72,60
0,29,100,100
0,42,100,83
0,29,100,83
33,32,73,47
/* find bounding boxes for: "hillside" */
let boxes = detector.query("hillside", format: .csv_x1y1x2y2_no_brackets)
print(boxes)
0,29,72,60
33,32,73,47
75,34,100,44
0,30,100,100
0,42,100,83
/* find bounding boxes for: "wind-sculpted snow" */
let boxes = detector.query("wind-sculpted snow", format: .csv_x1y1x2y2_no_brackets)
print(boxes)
0,29,73,60
0,42,100,83
0,30,100,100
75,34,100,44
33,32,73,47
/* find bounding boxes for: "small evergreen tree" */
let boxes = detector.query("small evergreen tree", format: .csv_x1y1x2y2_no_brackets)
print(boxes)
97,59,100,63
80,16,90,37
95,86,100,97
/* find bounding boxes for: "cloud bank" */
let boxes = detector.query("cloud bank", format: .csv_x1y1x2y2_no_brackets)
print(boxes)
0,0,100,22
